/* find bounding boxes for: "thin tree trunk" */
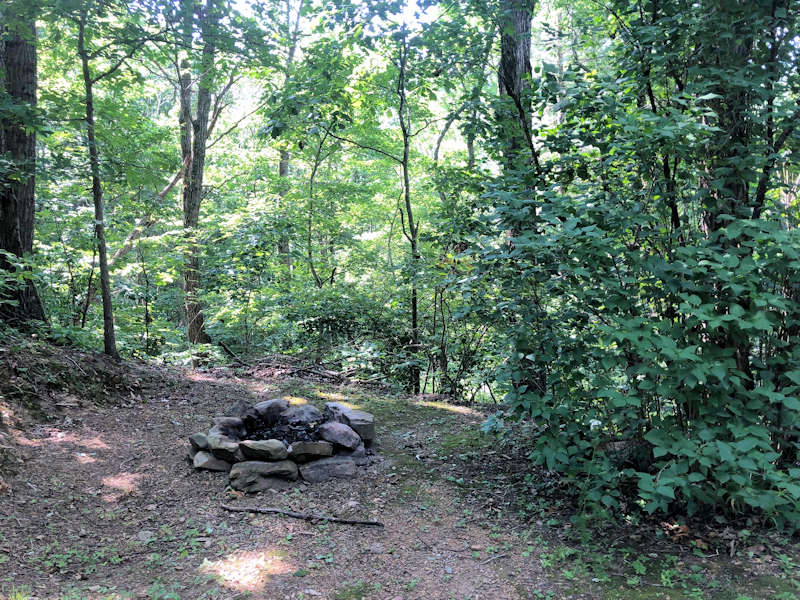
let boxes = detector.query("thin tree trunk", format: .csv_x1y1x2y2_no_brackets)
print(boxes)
179,0,216,345
275,0,304,280
278,149,292,278
78,14,118,358
0,11,46,323
397,30,420,395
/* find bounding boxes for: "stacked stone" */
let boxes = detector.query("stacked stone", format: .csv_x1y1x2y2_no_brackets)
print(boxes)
187,399,375,493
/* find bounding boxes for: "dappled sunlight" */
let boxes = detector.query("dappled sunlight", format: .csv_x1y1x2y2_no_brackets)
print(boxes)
12,427,111,450
417,400,482,416
101,471,143,502
74,451,97,464
199,548,293,591
316,391,359,407
284,395,308,405
185,372,220,383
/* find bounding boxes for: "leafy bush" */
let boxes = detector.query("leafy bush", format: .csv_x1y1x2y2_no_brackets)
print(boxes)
478,0,800,526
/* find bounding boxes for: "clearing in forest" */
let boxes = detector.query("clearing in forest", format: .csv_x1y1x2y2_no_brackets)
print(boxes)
0,354,798,600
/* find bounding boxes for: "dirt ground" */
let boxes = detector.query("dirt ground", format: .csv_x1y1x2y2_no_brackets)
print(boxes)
1,353,798,600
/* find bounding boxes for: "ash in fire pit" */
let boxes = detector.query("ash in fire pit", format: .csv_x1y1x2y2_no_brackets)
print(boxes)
187,398,377,492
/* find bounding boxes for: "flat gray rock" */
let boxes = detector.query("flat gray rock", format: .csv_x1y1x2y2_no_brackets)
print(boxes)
323,402,348,423
288,440,333,463
318,422,361,450
240,439,288,461
193,451,231,472
229,460,299,493
207,434,240,462
188,432,209,450
281,404,323,427
254,398,290,423
324,402,375,443
299,456,357,483
343,409,375,443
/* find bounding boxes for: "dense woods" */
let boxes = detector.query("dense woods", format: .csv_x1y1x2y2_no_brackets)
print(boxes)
2,0,800,528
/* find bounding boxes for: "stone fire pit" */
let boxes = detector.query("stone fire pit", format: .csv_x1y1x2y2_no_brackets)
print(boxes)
187,398,376,493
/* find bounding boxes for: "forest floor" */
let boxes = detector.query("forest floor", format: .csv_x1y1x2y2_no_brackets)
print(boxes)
0,342,799,600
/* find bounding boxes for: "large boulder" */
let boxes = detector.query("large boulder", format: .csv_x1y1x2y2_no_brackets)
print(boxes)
299,456,357,483
281,404,323,427
229,460,299,493
318,422,361,450
254,398,290,424
240,439,288,461
207,434,240,462
193,451,231,472
288,440,333,463
324,402,375,444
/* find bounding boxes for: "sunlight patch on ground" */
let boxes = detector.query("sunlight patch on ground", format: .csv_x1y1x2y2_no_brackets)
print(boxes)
101,471,143,502
316,391,348,401
12,428,111,450
199,548,292,591
284,396,308,405
417,401,482,416
315,392,361,409
74,451,96,464
185,372,220,383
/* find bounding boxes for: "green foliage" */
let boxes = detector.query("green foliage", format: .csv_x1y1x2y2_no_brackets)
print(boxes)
476,0,800,525
4,0,799,528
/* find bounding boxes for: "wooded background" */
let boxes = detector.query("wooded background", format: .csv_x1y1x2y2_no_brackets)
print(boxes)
2,0,800,525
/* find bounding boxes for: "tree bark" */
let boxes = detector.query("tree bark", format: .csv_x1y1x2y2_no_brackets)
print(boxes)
275,0,304,281
0,11,47,324
277,149,292,277
179,0,216,345
78,12,119,358
498,0,537,170
498,0,545,398
397,30,420,395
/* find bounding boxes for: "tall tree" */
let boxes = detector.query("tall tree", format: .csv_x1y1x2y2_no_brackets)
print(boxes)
0,1,47,323
76,8,118,357
65,0,158,357
275,0,305,280
177,0,221,345
496,0,544,399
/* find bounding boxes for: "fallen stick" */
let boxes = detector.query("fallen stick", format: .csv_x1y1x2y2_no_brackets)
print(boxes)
480,553,508,565
220,503,384,527
218,341,253,368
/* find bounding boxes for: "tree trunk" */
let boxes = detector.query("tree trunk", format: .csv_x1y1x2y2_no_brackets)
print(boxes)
397,30,420,395
277,149,292,278
179,0,216,345
275,0,304,281
0,12,47,324
78,14,118,358
498,0,545,397
498,0,535,168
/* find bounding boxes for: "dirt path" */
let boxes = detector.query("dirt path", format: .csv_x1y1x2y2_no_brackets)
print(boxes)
3,362,798,600
1,367,542,600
